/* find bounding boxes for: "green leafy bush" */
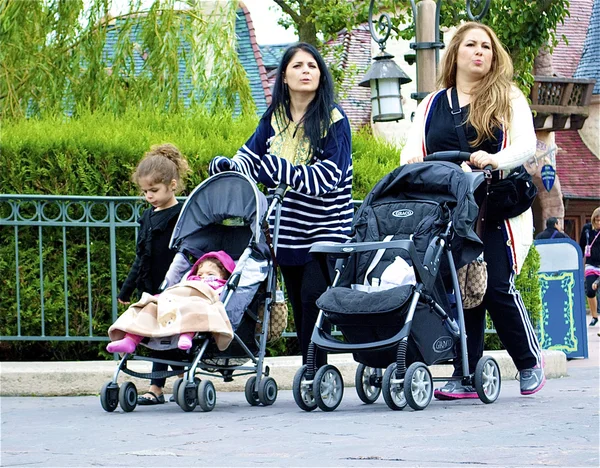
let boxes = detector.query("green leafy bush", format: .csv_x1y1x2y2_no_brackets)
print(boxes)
0,111,399,360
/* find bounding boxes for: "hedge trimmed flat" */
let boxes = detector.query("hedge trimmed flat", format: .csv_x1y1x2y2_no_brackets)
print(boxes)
137,391,165,405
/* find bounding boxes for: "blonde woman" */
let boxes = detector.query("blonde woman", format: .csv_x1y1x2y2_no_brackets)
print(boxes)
402,22,544,398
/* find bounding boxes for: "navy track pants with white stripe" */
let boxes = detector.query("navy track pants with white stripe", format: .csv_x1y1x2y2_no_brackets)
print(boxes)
462,220,542,373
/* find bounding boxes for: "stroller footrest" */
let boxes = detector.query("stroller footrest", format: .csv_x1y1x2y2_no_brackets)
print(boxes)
120,368,185,380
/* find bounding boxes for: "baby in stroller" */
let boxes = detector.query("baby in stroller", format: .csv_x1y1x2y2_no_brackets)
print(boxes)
106,251,235,354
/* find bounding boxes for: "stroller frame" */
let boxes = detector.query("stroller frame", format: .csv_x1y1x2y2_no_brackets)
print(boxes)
100,178,287,413
293,160,501,412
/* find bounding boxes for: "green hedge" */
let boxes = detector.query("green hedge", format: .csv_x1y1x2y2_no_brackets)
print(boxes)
0,110,541,360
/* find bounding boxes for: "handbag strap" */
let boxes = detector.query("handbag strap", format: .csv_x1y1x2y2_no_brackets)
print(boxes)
450,87,471,153
450,87,490,239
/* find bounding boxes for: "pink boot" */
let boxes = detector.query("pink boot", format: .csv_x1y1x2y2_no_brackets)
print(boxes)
106,333,143,353
178,332,194,350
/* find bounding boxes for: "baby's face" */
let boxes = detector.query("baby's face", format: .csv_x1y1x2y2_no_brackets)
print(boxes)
196,260,224,280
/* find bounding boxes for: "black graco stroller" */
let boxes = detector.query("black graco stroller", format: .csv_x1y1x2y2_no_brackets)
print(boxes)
292,152,502,412
100,172,287,412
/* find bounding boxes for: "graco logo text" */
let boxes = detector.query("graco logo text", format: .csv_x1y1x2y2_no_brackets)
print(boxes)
433,336,454,353
392,209,414,218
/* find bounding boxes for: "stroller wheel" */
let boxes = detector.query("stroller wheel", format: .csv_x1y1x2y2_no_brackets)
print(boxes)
100,381,119,412
292,365,317,412
177,380,198,412
382,364,407,411
314,365,344,412
474,356,501,403
172,378,184,405
355,364,382,404
197,380,216,412
258,376,278,406
244,376,260,406
404,362,433,411
118,382,138,412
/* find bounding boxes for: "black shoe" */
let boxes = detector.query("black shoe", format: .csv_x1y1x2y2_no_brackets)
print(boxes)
590,317,598,326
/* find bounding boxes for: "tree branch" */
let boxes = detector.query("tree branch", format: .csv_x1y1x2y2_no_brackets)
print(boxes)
272,0,301,24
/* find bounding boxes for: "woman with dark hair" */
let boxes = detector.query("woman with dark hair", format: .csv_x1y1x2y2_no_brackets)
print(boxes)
210,42,353,368
402,22,545,398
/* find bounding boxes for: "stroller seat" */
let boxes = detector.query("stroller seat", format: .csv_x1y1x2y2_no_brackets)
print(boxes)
317,284,413,325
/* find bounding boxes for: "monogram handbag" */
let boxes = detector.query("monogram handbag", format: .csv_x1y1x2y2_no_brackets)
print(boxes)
257,289,288,342
457,256,488,309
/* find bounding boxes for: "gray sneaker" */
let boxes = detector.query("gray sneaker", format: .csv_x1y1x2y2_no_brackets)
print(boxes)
519,365,546,395
434,381,477,400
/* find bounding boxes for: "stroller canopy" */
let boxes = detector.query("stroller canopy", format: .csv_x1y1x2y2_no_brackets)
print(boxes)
357,161,484,267
170,172,268,255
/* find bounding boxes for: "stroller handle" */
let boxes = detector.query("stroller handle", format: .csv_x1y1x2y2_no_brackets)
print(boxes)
424,151,494,172
272,183,289,204
424,151,471,162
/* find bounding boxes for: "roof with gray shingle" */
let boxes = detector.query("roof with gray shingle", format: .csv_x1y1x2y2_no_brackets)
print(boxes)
552,0,593,78
103,6,269,115
574,0,600,94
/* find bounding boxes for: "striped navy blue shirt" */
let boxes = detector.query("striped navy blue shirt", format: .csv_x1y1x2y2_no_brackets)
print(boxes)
210,104,353,265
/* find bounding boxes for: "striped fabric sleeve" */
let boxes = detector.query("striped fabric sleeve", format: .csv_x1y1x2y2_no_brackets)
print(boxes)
257,116,352,196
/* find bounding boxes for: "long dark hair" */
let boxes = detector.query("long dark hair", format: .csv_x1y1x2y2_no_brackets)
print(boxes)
265,42,336,159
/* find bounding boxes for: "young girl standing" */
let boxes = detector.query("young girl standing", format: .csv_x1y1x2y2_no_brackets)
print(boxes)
116,143,189,405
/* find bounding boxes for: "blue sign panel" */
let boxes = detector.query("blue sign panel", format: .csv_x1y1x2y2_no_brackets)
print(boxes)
540,164,556,192
534,238,588,358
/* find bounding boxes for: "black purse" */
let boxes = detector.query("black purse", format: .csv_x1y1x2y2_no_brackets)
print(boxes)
486,166,537,220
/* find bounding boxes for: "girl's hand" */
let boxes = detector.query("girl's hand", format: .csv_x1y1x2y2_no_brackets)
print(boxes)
469,150,498,169
118,298,130,305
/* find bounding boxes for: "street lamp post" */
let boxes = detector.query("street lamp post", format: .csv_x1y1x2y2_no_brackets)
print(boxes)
359,0,412,122
360,0,491,118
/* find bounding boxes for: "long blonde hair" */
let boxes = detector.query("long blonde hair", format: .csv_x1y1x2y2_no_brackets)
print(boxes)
438,22,514,147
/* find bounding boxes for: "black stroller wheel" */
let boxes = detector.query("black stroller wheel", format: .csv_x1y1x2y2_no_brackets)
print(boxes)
292,365,317,412
177,380,198,412
197,380,216,412
100,381,119,412
172,377,184,405
244,376,260,406
258,376,278,406
404,362,433,411
118,382,138,412
382,363,407,411
314,365,344,412
355,364,382,404
474,356,501,403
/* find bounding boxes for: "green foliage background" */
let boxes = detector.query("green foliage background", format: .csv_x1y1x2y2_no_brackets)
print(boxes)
0,110,542,360
0,110,401,360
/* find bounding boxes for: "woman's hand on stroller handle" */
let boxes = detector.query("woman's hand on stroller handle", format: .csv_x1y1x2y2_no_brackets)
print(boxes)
423,151,494,171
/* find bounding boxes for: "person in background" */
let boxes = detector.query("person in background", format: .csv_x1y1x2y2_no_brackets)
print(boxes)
209,42,353,369
535,217,569,240
117,143,189,406
579,207,600,326
402,22,545,398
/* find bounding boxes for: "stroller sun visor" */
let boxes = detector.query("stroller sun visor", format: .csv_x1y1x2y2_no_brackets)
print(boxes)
169,172,268,251
359,162,484,267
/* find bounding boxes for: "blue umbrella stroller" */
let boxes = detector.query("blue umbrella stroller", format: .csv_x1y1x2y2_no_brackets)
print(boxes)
292,152,502,412
100,172,287,412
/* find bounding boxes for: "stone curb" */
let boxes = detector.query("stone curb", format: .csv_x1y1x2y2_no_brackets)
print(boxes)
0,349,567,397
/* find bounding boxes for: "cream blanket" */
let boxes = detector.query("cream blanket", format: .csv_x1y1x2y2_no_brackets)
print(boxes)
108,281,233,351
